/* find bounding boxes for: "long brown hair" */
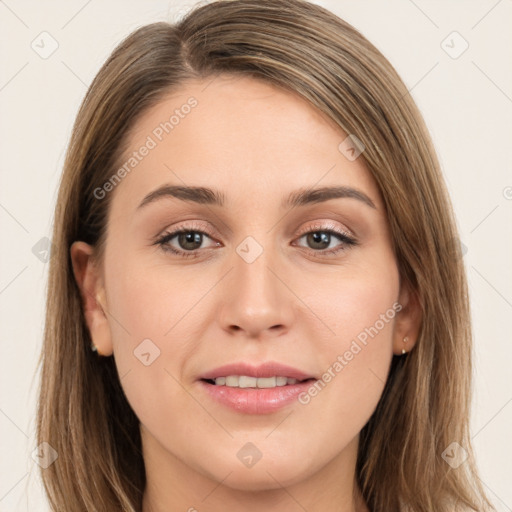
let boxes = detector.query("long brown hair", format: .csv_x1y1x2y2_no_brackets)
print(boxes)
37,0,495,510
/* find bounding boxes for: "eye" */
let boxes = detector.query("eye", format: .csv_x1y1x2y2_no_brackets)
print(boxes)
293,222,357,257
153,221,358,259
153,223,220,259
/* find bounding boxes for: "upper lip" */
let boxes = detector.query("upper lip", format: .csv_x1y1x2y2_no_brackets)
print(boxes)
199,361,316,381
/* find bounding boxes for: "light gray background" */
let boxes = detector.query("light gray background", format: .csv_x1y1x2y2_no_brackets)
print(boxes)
1,1,511,510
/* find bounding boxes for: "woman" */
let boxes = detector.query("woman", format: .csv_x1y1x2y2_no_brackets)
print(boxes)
36,0,495,510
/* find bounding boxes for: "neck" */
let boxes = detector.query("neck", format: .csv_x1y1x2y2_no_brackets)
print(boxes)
141,429,369,512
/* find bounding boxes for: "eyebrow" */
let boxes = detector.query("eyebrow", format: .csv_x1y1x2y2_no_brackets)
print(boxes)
137,184,376,210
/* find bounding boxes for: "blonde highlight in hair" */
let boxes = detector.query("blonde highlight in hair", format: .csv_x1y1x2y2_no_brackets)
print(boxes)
37,0,495,510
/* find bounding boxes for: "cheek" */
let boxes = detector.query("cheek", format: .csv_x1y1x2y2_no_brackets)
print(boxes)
304,253,399,352
105,249,202,349
102,254,202,420
296,262,399,433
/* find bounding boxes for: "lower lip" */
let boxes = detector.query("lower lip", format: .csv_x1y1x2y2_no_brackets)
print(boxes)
198,379,316,414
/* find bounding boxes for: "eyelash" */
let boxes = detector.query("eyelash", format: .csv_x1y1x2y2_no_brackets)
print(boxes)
153,221,358,259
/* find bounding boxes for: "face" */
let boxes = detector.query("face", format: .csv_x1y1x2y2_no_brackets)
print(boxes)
72,74,418,494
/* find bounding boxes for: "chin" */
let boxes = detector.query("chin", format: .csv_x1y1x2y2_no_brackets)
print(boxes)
200,455,314,492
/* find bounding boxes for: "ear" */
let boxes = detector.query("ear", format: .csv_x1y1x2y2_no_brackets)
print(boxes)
393,280,422,355
70,241,113,357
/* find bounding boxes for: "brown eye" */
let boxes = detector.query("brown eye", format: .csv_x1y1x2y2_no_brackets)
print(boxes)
175,231,204,251
154,224,220,258
305,231,332,250
298,223,358,257
294,226,358,257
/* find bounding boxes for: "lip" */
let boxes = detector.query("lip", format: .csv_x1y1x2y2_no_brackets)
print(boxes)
198,361,317,414
199,361,315,381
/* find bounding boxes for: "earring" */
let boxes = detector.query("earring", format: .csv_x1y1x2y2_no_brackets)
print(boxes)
402,336,409,355
91,342,98,353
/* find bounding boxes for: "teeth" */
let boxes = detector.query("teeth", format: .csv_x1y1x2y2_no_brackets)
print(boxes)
276,376,287,386
239,376,257,388
225,376,238,387
256,377,276,388
213,375,300,388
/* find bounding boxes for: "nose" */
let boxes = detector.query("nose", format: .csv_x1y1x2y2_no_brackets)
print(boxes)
217,242,295,339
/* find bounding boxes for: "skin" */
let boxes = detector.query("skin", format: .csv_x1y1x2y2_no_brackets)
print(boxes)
71,74,421,512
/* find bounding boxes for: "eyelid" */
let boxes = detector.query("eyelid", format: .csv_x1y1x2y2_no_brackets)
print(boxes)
294,220,354,239
153,220,218,241
154,219,353,244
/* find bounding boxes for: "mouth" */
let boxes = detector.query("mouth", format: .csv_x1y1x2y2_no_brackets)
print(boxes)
200,376,316,388
197,362,318,414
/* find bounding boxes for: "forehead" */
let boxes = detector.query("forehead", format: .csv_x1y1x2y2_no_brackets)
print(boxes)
109,74,381,216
